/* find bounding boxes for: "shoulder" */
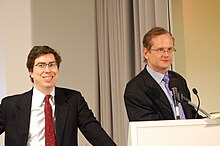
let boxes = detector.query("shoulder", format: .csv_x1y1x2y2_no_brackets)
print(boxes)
1,89,32,105
126,69,146,86
168,70,190,96
126,68,155,87
168,70,186,81
54,87,89,107
55,86,81,95
125,68,153,95
54,86,84,102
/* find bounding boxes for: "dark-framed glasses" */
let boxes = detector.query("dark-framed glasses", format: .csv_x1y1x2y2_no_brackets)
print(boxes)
35,62,58,70
150,48,176,55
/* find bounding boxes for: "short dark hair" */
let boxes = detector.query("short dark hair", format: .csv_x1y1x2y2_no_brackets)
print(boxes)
142,26,174,49
26,45,62,82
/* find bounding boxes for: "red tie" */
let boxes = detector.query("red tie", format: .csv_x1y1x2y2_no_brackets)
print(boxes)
44,95,56,146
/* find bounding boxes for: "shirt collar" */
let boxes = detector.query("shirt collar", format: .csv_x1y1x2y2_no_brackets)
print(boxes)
146,65,168,84
32,87,55,107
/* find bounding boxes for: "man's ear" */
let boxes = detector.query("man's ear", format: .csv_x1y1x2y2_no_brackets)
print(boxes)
143,47,149,59
29,72,33,78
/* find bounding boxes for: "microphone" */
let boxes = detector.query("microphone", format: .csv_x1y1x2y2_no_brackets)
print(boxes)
179,89,211,118
168,78,211,119
192,88,198,95
168,78,181,120
192,88,200,118
191,88,211,118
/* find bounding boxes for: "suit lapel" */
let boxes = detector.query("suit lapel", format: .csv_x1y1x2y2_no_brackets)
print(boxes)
141,69,172,111
54,87,70,146
15,90,32,146
14,88,71,146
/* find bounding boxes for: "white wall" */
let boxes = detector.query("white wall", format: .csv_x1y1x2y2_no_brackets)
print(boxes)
0,0,32,145
31,0,98,145
0,41,6,102
0,0,32,94
0,0,97,145
172,0,220,113
30,0,99,112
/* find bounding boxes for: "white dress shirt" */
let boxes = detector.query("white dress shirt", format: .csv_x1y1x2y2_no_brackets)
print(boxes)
146,65,176,117
27,87,55,146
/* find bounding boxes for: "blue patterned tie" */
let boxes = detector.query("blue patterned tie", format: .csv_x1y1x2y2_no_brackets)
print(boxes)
163,75,186,119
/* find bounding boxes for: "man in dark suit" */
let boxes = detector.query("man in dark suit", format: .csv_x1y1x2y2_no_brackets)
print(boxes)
0,46,117,146
124,27,199,121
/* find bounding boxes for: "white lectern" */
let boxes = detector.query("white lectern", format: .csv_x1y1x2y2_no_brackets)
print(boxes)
128,119,220,146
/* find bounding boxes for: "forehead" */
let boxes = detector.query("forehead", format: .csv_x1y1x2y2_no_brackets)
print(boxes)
151,33,173,47
34,53,56,63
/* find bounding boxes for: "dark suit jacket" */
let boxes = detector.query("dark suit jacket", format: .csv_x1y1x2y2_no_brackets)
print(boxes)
0,87,116,146
124,68,198,121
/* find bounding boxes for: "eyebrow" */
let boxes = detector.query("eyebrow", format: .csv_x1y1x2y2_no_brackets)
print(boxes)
35,61,56,64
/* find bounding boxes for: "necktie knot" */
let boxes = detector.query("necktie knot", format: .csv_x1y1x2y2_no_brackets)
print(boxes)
163,74,170,84
45,95,51,102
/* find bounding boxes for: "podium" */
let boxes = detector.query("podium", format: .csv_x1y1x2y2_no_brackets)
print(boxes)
128,119,220,146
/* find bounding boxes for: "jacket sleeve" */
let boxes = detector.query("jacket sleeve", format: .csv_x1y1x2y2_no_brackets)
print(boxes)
76,92,117,146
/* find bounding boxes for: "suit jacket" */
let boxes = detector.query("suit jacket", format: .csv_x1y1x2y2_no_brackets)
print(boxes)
0,87,116,146
124,68,198,121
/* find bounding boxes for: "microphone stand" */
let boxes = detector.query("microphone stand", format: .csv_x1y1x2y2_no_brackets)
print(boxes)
179,94,211,118
172,87,180,120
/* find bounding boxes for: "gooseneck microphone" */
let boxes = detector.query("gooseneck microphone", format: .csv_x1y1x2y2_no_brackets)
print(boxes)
192,88,198,95
168,78,181,119
192,88,201,118
170,80,211,118
168,78,211,119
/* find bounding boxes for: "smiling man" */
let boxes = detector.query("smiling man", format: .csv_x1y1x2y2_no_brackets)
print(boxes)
0,46,117,146
124,27,201,121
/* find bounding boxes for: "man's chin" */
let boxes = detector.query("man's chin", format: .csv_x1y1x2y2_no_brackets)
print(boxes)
43,83,55,88
161,64,171,69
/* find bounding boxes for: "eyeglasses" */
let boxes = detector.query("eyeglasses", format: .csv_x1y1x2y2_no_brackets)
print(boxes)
35,62,58,70
150,48,176,55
